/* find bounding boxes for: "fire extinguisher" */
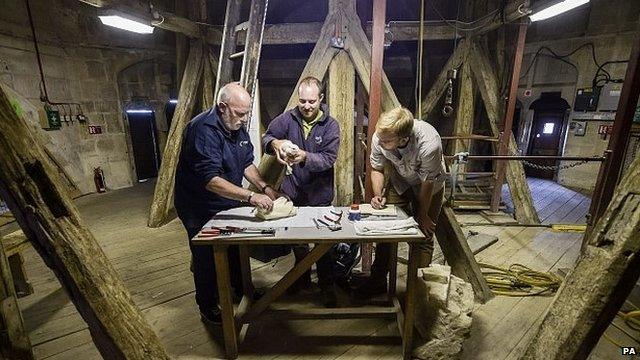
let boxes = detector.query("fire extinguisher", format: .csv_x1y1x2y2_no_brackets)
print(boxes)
93,167,106,193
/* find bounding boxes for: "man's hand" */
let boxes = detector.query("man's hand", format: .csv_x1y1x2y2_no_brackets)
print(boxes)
289,149,307,165
250,193,274,211
264,186,288,201
371,195,387,209
418,214,436,235
271,140,289,166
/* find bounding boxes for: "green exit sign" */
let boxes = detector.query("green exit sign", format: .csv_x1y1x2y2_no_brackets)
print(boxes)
45,109,61,129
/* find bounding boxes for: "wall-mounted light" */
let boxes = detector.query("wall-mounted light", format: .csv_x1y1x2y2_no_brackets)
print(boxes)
530,0,589,22
126,109,154,114
98,10,154,34
168,99,178,104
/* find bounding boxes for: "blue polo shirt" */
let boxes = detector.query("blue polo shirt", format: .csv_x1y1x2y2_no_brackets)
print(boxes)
174,106,254,228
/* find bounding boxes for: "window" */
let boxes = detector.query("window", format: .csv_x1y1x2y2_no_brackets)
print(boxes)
543,122,555,134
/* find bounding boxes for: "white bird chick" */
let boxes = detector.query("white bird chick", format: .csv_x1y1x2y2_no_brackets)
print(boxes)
279,141,299,175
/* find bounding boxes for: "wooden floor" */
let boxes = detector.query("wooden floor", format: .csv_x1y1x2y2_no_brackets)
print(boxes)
11,179,637,359
502,177,591,224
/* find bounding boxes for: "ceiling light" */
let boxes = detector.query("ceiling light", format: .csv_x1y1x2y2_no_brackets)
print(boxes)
530,0,589,22
99,13,154,34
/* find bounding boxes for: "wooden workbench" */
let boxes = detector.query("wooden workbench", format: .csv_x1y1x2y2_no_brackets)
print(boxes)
191,208,425,359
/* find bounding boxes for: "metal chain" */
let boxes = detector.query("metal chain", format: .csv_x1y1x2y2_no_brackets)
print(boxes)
509,150,591,171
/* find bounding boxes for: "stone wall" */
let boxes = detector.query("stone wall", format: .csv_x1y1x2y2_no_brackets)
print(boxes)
516,0,639,192
117,59,176,166
0,0,174,194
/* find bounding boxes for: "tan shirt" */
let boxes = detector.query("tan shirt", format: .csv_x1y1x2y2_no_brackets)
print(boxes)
370,119,445,195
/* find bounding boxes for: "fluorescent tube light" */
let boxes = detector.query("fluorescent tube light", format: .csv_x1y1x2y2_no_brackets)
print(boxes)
126,109,153,114
530,0,589,22
168,99,178,104
99,15,154,34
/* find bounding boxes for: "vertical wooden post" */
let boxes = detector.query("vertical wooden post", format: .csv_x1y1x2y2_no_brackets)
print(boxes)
453,53,475,154
364,0,387,201
587,27,640,235
354,80,366,203
0,235,33,360
329,51,356,206
490,22,528,212
452,44,475,181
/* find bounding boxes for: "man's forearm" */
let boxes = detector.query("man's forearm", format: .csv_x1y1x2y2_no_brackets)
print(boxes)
206,176,252,202
243,164,268,191
371,168,385,197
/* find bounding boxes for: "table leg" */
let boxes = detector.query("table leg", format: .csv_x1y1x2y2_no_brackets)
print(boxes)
240,243,332,323
388,243,398,302
361,243,373,275
238,245,254,297
214,245,238,359
402,243,419,360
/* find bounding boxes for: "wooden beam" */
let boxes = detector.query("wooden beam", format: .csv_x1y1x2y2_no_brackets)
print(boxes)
0,234,33,360
215,0,243,95
329,51,356,206
435,206,493,303
79,1,223,44
174,0,188,88
148,42,204,227
521,155,640,360
240,0,269,99
345,13,400,112
365,21,457,41
419,41,465,120
452,49,475,155
490,22,528,212
0,85,169,359
469,40,540,225
469,0,531,36
254,13,340,189
364,0,387,201
201,46,216,110
85,0,527,45
234,0,530,46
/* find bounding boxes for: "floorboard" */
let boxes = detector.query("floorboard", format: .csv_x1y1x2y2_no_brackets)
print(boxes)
12,181,630,359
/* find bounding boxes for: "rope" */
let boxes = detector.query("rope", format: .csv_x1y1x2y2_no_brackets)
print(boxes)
603,309,640,347
479,263,562,297
415,0,425,119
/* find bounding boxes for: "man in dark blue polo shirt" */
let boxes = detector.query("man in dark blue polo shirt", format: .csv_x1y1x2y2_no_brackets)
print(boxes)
175,82,283,325
262,76,341,307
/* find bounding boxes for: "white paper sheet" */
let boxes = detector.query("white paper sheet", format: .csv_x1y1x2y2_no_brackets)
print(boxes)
205,206,335,229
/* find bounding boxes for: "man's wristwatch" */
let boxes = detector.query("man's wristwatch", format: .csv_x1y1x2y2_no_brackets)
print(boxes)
261,184,271,192
247,191,255,203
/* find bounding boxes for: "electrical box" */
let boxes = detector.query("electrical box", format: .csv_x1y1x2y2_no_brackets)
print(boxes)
599,82,622,111
574,87,599,111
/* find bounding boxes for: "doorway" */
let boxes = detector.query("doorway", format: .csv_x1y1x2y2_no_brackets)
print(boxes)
126,110,161,181
526,92,570,179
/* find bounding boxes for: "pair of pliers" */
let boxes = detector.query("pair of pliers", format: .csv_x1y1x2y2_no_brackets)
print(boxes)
196,227,232,239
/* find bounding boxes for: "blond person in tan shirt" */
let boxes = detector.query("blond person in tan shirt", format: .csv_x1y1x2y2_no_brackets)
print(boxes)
355,106,446,297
